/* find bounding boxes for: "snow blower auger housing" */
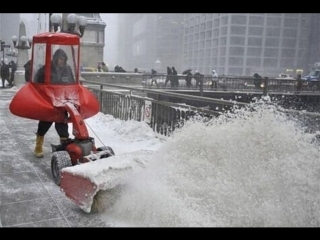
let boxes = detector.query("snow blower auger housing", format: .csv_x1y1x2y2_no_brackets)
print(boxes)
9,31,115,213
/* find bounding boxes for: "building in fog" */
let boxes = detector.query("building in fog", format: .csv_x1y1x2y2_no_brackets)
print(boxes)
182,13,320,77
305,13,320,72
117,14,184,73
117,13,320,77
75,14,106,68
0,14,20,62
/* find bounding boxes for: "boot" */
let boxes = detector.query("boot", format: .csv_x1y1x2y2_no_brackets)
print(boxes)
34,134,44,158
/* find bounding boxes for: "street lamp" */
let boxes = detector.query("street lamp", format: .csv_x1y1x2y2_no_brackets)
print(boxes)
50,14,61,32
12,35,32,49
50,13,87,38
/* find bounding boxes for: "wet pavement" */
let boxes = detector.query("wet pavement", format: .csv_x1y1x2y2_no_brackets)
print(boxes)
0,87,109,227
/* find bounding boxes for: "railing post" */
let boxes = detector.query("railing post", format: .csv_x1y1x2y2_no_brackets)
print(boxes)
263,77,268,96
99,84,103,111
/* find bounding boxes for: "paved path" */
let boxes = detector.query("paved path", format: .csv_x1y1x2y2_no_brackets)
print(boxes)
0,87,109,227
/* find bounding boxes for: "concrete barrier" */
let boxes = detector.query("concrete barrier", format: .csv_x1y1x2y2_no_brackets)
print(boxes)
81,72,143,86
14,70,26,87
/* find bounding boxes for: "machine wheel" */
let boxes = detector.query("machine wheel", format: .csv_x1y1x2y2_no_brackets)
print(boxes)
51,151,72,186
96,146,115,158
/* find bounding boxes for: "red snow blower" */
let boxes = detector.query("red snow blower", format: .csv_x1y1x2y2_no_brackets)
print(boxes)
9,31,116,213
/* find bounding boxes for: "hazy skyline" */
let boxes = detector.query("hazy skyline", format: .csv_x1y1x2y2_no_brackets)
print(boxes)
19,13,118,66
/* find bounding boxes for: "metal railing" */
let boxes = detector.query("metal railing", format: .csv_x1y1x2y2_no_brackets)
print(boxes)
141,74,320,94
80,78,320,136
80,79,248,136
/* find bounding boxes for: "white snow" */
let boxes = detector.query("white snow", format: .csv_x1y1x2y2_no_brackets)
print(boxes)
3,86,320,227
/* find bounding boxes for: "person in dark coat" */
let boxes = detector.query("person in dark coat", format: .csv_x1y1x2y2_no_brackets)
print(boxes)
118,66,126,72
150,69,159,87
8,60,17,87
193,70,202,88
34,48,75,84
184,70,193,88
23,59,32,82
33,49,74,158
1,61,10,88
253,73,262,89
164,66,172,87
114,65,126,72
171,66,179,87
296,74,303,93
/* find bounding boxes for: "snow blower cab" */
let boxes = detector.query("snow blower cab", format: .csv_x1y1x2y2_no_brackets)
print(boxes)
10,32,99,125
9,32,115,213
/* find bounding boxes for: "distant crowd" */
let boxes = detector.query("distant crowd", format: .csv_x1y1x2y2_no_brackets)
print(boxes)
144,66,219,89
1,60,17,88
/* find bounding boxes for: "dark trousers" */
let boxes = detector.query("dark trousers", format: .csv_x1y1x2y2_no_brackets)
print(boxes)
37,121,69,138
185,79,192,88
1,75,9,87
9,71,15,86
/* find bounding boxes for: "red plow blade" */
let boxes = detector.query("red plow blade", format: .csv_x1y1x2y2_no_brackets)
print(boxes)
59,151,152,213
60,171,99,213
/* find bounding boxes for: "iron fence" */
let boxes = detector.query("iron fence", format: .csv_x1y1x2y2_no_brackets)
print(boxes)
82,79,320,136
82,80,246,136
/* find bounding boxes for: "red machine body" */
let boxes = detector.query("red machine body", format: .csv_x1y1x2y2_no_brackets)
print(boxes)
9,32,100,164
9,32,99,124
9,31,115,213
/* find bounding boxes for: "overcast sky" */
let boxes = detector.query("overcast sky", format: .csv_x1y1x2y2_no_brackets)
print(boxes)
19,13,118,66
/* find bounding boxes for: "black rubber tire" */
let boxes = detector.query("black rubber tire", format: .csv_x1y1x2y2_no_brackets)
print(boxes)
51,151,72,186
96,146,115,158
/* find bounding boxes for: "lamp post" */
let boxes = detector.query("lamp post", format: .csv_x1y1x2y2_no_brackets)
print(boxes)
50,13,87,37
50,13,87,76
11,21,32,86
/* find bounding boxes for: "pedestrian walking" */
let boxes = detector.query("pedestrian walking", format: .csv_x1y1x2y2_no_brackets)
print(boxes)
8,60,17,87
185,70,193,88
1,61,10,88
24,59,32,82
150,69,159,87
194,70,202,88
211,69,218,89
296,74,303,93
164,66,172,87
172,66,179,87
253,73,262,89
